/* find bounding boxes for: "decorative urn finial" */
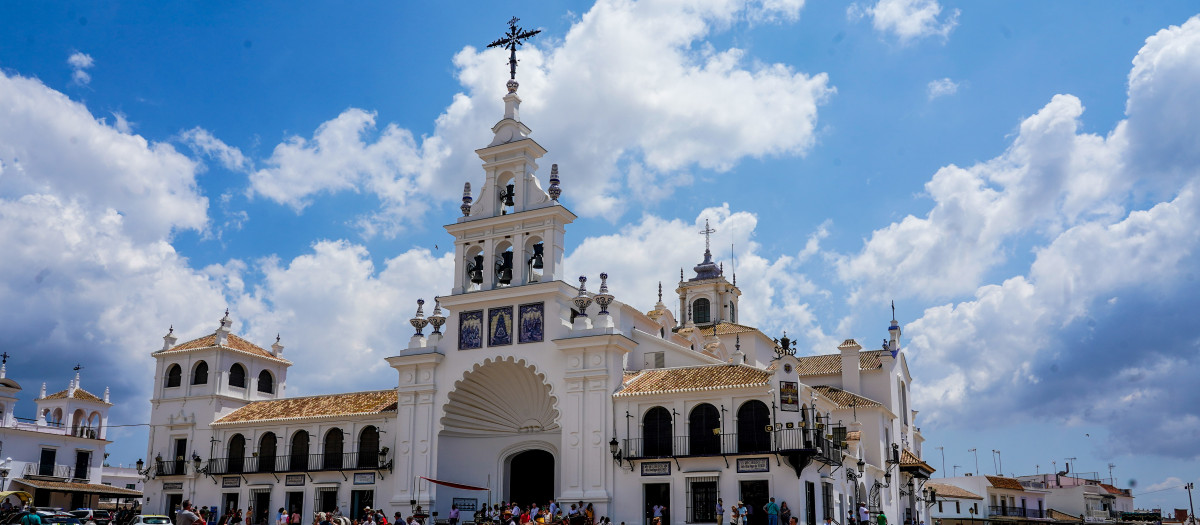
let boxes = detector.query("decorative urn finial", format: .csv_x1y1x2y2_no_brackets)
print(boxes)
461,182,473,216
594,272,614,315
410,299,429,336
548,164,562,202
428,297,447,334
573,276,593,317
507,79,519,93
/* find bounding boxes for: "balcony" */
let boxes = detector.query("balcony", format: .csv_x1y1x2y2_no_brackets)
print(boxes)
23,463,71,479
204,452,385,475
155,459,188,477
622,427,843,475
988,507,1042,518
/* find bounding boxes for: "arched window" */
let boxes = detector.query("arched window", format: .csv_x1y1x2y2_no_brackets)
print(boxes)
692,298,711,324
729,301,736,323
192,361,209,385
737,400,771,453
228,433,246,474
290,431,310,471
900,383,909,425
165,364,182,388
642,406,673,457
357,426,380,469
257,370,274,394
323,428,344,469
258,432,277,473
688,403,721,455
229,363,246,388
88,412,102,439
71,409,86,436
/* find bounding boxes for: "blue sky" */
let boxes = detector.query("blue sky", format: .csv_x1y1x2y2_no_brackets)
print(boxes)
2,0,1199,513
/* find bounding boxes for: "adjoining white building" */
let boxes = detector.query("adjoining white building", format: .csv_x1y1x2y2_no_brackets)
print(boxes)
141,68,936,525
1015,474,1134,523
0,361,142,509
927,475,1049,525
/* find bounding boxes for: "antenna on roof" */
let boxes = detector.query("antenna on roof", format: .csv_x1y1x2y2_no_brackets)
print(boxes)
731,242,736,285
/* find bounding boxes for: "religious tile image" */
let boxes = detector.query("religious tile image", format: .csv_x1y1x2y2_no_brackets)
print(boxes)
518,302,544,343
458,310,483,350
488,306,514,346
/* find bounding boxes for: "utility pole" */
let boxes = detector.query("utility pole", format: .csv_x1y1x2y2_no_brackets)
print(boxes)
969,448,979,475
1186,482,1195,525
937,446,946,478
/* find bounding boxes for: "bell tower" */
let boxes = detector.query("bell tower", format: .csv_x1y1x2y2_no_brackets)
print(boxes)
675,219,742,328
446,78,576,294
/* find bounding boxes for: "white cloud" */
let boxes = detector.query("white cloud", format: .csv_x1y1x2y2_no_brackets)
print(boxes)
849,0,959,44
564,205,838,353
181,127,250,172
248,0,832,234
927,77,959,99
67,52,94,85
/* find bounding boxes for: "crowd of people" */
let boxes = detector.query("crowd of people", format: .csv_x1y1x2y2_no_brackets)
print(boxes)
472,499,611,525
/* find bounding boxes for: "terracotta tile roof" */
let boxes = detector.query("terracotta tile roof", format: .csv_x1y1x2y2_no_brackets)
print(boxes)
158,332,288,363
899,448,936,473
697,322,761,336
623,371,641,383
1099,483,1129,496
44,387,106,403
213,389,397,424
793,350,887,376
845,430,862,441
811,385,884,408
926,482,983,500
986,476,1026,491
12,477,143,497
615,364,769,396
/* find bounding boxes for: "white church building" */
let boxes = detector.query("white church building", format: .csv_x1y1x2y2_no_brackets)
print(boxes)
141,65,936,525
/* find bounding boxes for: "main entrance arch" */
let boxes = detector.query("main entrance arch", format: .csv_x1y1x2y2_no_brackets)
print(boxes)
508,449,554,507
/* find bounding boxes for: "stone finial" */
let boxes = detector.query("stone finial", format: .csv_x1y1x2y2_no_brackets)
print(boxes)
162,325,177,351
215,309,232,346
680,268,684,282
461,182,473,216
0,362,6,380
594,273,614,316
573,276,592,317
39,382,46,399
271,334,285,357
428,298,446,335
410,299,429,336
507,79,519,94
548,164,562,202
104,387,110,403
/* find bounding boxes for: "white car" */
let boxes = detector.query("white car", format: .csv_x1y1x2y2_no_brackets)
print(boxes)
130,516,173,525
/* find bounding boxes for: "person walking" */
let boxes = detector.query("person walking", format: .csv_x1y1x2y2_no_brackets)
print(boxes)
764,498,780,525
449,505,460,525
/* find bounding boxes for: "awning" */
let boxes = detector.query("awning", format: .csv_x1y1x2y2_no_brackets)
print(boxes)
419,477,487,491
11,479,143,498
0,491,32,504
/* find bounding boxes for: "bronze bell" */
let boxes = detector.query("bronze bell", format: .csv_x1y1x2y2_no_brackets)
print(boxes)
501,182,516,209
468,254,484,284
529,242,544,269
496,251,514,285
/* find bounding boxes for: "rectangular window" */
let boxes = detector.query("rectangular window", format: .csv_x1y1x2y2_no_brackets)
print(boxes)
126,484,136,490
822,482,834,521
806,481,817,525
955,502,960,513
687,477,718,523
937,502,942,513
39,448,56,476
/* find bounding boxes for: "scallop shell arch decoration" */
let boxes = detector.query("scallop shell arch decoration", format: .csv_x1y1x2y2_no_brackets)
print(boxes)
442,357,560,435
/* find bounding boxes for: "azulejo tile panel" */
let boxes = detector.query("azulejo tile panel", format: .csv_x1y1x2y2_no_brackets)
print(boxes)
488,306,514,346
518,302,544,343
459,310,483,350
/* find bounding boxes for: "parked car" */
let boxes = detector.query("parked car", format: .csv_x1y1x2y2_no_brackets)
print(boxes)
70,509,111,525
129,516,172,525
43,515,84,525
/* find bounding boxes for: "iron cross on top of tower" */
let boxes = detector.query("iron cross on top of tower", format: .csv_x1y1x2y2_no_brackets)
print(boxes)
700,219,716,253
487,16,541,81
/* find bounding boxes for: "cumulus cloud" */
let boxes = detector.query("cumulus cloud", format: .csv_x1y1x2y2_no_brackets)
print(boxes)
854,15,1200,458
565,205,838,353
67,52,94,85
249,0,832,234
849,0,959,44
0,72,208,242
927,77,959,99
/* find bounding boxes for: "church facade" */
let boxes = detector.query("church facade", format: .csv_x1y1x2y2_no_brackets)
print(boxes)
141,75,935,525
